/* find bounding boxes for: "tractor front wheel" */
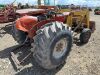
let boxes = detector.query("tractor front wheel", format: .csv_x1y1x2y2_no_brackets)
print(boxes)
31,22,72,69
80,28,91,44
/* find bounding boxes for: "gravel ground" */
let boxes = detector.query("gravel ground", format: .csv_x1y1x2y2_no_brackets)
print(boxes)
0,11,100,75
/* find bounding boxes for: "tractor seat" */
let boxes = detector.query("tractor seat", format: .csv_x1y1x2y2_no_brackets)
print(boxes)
37,15,47,21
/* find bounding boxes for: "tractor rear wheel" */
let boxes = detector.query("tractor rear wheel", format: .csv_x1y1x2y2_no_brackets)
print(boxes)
31,21,72,69
80,28,91,44
12,24,28,44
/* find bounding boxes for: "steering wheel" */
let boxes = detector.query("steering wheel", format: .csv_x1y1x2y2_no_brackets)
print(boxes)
46,10,57,18
46,10,65,19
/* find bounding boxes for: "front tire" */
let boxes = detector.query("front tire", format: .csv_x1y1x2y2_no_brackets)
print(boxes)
80,28,91,44
31,21,72,69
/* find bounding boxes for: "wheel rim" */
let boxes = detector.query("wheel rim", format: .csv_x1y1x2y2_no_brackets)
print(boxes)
53,38,68,59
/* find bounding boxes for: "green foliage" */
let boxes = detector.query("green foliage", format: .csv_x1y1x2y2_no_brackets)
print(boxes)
0,4,5,9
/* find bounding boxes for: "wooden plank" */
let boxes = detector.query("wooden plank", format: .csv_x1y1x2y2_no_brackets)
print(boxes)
11,52,20,65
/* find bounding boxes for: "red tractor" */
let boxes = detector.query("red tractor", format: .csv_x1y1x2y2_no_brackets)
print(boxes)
11,7,95,69
12,10,72,69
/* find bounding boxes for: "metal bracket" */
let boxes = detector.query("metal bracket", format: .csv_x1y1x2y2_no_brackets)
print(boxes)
10,44,32,70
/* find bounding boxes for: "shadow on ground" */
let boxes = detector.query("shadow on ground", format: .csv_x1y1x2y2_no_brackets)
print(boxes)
0,45,17,58
15,58,65,75
0,45,65,75
73,37,87,46
0,23,13,37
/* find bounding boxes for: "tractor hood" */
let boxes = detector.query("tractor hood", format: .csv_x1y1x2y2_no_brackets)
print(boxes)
16,9,46,16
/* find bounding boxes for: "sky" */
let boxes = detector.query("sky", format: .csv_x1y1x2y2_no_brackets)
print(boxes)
0,0,100,7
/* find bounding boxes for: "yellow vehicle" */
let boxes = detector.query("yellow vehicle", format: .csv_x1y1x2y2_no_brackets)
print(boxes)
58,5,95,30
38,5,95,34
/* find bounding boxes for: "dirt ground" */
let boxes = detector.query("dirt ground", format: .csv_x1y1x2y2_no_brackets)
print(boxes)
0,11,100,75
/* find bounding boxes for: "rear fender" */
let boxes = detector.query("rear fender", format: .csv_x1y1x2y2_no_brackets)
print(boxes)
15,16,38,32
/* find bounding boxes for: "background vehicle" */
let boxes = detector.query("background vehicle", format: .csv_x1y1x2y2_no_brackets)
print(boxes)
0,4,5,9
94,7,100,15
0,4,16,23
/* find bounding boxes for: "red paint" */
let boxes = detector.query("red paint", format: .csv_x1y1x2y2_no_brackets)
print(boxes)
16,14,65,38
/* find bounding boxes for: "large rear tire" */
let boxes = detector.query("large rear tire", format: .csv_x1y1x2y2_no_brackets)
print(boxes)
12,24,27,44
31,21,72,69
